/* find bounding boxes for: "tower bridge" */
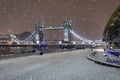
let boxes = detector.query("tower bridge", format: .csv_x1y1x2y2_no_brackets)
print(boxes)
10,19,93,45
0,19,107,55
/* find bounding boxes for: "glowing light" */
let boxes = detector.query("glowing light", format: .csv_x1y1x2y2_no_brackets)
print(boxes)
82,42,85,44
17,42,20,44
58,41,62,44
73,41,76,44
36,41,39,44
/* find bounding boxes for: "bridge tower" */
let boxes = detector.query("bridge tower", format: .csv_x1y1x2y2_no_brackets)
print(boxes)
63,18,72,42
34,20,44,44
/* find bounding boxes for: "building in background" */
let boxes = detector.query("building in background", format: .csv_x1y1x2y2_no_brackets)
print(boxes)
0,34,10,45
103,6,120,49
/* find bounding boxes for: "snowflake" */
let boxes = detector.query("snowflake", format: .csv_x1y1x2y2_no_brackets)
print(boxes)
93,0,96,3
89,20,93,23
83,32,86,35
31,16,34,19
72,5,77,9
3,0,7,3
47,0,50,2
23,20,26,23
22,14,26,18
14,8,17,11
27,0,31,2
88,7,92,10
3,7,6,10
38,0,41,2
103,14,106,17
49,16,53,19
0,15,2,17
68,2,72,6
8,29,12,33
8,16,13,20
3,10,7,13
2,7,7,13
58,0,61,2
82,18,86,21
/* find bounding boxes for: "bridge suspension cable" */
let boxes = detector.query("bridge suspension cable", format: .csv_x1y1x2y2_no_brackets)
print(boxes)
10,30,36,43
69,30,93,42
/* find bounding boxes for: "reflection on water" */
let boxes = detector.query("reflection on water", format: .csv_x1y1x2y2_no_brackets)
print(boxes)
0,47,12,55
0,46,61,56
0,44,92,56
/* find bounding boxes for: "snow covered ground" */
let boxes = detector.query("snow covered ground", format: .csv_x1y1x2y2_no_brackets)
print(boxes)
0,49,119,80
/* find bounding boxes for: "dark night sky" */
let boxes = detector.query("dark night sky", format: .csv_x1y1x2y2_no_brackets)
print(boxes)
0,0,120,40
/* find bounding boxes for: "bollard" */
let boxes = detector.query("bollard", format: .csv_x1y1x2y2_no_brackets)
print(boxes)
40,52,43,55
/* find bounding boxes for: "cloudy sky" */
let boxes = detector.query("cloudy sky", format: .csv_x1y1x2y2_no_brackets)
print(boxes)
0,0,120,40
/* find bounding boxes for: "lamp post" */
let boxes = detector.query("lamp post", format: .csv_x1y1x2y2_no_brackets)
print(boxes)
82,41,85,49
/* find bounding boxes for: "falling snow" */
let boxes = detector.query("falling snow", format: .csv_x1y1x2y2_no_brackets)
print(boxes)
14,8,17,11
22,14,26,18
82,18,86,21
72,5,77,9
93,0,96,3
0,0,119,39
3,0,7,3
0,15,2,18
38,0,41,2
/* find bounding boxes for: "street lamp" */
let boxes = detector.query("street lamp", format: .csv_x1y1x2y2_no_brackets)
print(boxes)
82,41,85,49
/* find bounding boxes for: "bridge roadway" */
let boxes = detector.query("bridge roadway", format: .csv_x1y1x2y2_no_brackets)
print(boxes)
0,44,90,47
0,44,91,50
0,50,119,80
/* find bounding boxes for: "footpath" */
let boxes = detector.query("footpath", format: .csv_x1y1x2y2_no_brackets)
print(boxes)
87,49,120,68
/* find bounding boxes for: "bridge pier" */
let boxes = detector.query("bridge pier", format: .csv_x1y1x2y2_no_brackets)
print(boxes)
63,19,72,42
34,20,44,44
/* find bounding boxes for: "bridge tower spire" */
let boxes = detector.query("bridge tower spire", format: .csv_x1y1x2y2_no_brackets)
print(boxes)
63,18,72,42
34,20,44,44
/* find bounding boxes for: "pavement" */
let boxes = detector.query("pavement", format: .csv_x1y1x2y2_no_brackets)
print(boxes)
0,49,120,80
87,49,120,68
